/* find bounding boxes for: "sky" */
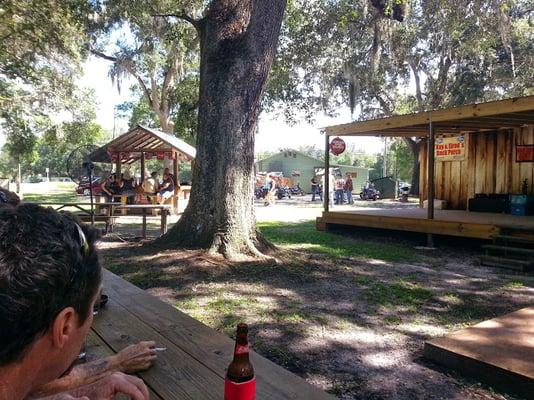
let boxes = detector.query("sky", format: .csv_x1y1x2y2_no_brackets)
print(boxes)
78,56,384,155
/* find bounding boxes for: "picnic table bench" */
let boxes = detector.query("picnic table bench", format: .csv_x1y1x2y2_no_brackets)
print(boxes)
91,270,335,400
30,202,117,230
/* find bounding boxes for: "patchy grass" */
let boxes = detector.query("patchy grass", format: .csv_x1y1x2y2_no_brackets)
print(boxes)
258,221,414,262
360,279,434,308
23,190,80,203
502,279,526,289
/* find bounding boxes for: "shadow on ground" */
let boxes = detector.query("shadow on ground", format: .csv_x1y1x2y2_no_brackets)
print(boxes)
98,221,534,400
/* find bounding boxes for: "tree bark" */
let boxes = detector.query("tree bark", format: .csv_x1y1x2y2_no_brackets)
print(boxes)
155,0,286,259
403,138,420,195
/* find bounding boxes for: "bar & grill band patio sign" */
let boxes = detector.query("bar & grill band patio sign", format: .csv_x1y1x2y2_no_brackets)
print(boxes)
516,144,534,162
435,135,466,161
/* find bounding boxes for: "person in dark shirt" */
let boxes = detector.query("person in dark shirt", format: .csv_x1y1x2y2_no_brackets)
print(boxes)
344,173,355,204
100,174,117,202
157,172,175,204
310,176,322,202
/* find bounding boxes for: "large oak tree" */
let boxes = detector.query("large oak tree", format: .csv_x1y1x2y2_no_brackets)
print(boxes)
152,0,287,259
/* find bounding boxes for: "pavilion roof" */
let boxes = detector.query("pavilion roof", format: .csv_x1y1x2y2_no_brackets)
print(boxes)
90,125,196,164
324,95,534,137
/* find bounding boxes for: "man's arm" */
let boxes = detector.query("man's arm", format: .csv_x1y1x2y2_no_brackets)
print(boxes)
29,341,156,398
35,372,149,400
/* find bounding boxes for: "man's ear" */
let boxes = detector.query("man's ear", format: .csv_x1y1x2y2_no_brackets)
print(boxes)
51,307,77,349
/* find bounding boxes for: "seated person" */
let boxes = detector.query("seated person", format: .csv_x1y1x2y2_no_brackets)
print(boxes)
157,172,175,205
0,202,156,400
121,170,136,205
142,171,159,196
100,174,117,203
163,167,177,187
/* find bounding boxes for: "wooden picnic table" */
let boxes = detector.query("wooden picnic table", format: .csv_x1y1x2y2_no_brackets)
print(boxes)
33,202,171,238
91,270,335,400
111,204,171,238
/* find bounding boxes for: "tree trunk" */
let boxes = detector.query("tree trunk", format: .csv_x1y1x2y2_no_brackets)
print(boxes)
404,138,420,195
155,0,287,259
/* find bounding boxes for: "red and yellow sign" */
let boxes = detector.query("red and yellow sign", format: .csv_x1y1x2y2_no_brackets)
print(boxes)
516,145,534,162
435,135,466,161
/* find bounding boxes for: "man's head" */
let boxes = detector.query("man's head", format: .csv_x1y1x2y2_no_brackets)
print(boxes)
346,173,352,178
0,188,20,208
0,204,102,385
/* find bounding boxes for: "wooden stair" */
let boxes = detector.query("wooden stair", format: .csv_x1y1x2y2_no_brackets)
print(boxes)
480,227,534,272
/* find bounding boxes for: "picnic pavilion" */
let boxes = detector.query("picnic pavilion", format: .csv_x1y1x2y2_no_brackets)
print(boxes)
89,125,196,213
318,95,534,243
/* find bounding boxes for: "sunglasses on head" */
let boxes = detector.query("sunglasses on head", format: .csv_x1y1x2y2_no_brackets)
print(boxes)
75,223,89,257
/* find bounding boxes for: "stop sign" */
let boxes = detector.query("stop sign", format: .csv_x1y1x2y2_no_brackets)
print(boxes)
330,137,346,155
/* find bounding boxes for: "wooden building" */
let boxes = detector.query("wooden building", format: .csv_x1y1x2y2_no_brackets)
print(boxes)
255,150,369,193
317,96,534,241
419,125,534,210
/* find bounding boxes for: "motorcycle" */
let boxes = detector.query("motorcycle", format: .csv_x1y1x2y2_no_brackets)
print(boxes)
276,185,292,200
254,187,266,200
360,181,380,201
399,185,410,202
290,183,306,196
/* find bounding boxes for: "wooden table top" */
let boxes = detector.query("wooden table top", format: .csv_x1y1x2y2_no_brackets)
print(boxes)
92,270,335,400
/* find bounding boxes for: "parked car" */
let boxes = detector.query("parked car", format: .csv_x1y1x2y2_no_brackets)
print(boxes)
76,177,102,196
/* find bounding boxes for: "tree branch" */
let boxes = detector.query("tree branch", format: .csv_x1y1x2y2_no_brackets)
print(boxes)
152,12,201,31
89,48,117,63
89,48,153,107
160,56,179,116
408,59,424,111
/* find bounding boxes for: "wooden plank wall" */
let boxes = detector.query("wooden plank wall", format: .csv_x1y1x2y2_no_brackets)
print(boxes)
420,126,534,210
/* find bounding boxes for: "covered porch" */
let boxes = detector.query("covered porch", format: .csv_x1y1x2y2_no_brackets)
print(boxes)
317,207,534,240
318,95,534,242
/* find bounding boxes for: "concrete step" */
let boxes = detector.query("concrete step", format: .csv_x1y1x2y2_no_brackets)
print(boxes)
480,255,533,272
482,244,534,257
492,235,534,247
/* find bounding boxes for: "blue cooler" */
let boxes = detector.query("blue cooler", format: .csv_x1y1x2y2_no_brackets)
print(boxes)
510,195,534,216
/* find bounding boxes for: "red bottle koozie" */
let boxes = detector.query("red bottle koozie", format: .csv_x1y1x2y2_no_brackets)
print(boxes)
224,376,256,400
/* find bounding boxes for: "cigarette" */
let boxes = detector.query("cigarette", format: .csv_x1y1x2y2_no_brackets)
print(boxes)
154,347,167,352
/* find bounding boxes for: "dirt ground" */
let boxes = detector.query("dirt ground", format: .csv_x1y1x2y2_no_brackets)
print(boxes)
97,199,534,400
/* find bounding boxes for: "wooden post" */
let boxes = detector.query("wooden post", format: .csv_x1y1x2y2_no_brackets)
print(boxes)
173,152,179,213
116,158,122,177
324,132,330,212
142,208,147,239
427,122,436,247
140,152,146,184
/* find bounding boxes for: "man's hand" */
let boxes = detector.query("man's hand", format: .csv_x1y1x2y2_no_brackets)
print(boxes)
69,372,149,400
30,341,157,399
113,341,157,373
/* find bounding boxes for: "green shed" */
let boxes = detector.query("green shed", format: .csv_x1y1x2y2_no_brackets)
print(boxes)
255,150,368,193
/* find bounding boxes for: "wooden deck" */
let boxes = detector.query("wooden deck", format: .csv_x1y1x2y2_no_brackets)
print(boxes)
316,208,534,239
424,307,534,398
91,270,335,400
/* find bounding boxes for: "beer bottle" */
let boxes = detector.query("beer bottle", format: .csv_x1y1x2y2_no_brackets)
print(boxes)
224,323,256,400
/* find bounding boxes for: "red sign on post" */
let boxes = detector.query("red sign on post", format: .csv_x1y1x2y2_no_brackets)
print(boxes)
330,137,346,155
516,145,534,162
